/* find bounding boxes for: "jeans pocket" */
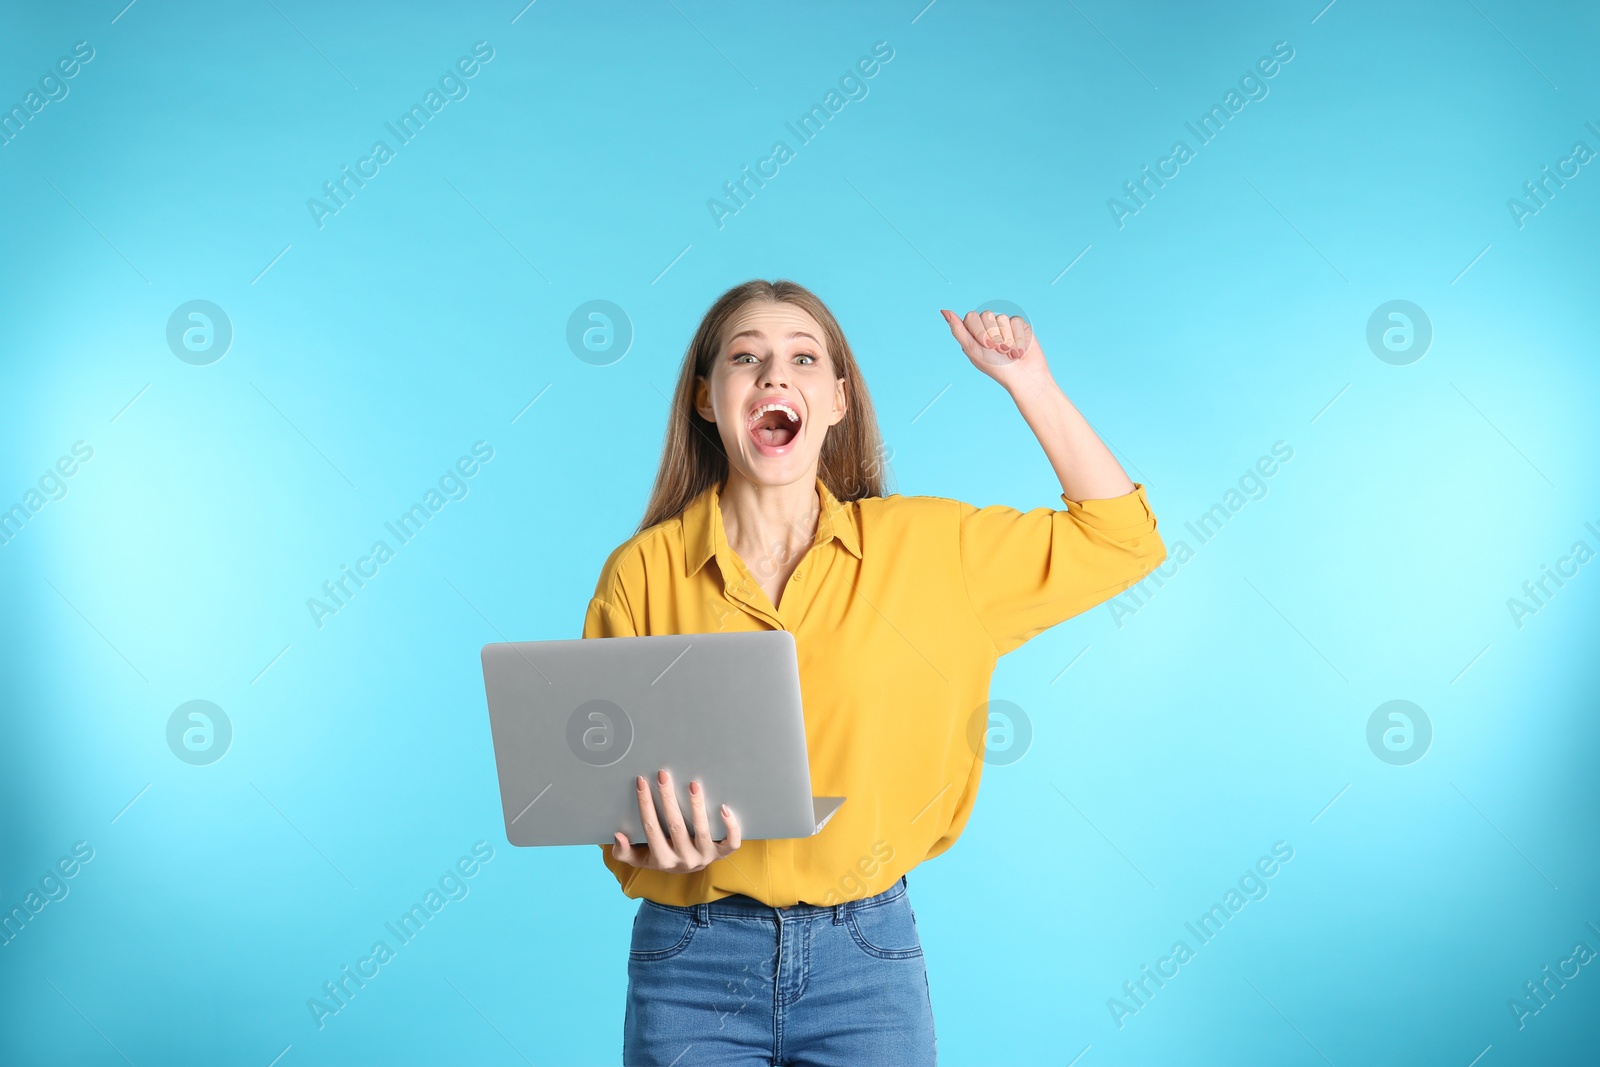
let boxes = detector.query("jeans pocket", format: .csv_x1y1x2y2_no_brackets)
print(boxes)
846,896,924,960
629,900,697,962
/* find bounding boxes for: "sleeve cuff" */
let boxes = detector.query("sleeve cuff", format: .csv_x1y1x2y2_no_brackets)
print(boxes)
1060,482,1157,538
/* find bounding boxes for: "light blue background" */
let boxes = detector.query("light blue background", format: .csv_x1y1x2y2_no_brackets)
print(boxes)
3,1,1598,1063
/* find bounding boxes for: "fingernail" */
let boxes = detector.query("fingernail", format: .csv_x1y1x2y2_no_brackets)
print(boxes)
658,769,668,783
721,804,731,816
636,776,645,789
689,780,700,795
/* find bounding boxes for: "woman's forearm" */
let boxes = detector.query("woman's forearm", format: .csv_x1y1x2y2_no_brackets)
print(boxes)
938,308,1140,503
1006,372,1136,503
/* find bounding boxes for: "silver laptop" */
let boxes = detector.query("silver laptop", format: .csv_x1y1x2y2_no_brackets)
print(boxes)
480,629,846,847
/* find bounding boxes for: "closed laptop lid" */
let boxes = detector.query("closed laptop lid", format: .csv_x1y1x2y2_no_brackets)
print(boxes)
481,630,839,846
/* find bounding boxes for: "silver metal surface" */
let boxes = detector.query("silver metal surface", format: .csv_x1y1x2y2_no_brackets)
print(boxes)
481,630,845,847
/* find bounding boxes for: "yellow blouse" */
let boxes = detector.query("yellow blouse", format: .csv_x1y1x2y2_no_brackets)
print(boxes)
582,475,1166,907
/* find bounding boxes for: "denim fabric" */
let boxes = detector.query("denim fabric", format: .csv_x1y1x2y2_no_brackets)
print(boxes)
622,875,937,1066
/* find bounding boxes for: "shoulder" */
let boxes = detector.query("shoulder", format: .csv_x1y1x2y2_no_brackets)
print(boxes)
591,515,682,598
857,492,966,522
853,492,966,545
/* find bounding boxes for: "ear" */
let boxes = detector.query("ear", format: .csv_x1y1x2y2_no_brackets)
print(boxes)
827,374,848,428
693,376,715,422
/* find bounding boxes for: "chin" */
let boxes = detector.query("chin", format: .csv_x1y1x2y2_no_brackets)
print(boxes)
732,450,818,488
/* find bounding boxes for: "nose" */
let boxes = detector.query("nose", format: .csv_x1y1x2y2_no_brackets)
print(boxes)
759,358,792,390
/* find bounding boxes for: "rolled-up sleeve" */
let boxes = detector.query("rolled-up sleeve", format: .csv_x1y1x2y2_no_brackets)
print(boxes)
957,482,1167,656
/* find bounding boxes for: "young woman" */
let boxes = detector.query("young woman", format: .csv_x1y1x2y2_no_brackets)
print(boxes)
582,280,1166,1066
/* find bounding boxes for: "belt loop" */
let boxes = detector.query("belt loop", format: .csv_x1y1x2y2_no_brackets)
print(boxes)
833,900,846,925
694,902,710,926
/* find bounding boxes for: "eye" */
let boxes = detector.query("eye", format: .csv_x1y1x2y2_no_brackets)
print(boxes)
729,349,819,365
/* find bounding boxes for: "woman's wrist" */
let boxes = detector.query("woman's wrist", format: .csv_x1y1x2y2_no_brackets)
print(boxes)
1004,367,1062,413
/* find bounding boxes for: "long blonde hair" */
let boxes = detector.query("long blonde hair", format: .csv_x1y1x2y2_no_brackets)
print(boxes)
636,279,888,534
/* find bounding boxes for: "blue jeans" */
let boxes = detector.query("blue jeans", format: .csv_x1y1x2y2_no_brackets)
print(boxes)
623,875,937,1066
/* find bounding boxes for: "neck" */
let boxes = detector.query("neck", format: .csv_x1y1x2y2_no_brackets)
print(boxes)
718,467,820,566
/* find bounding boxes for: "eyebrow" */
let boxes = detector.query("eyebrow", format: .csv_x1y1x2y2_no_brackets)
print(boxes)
725,329,821,348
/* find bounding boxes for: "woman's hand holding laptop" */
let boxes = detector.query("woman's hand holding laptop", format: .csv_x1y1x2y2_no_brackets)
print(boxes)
610,768,744,872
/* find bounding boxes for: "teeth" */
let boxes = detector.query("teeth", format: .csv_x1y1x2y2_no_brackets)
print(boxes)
747,401,800,429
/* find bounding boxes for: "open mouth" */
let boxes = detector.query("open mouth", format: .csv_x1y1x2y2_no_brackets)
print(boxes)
747,398,802,455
